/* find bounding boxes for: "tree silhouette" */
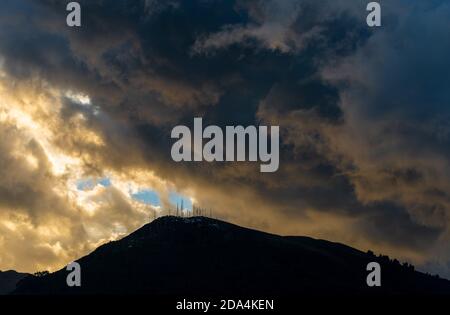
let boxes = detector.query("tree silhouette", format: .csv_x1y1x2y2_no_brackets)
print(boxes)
34,271,50,277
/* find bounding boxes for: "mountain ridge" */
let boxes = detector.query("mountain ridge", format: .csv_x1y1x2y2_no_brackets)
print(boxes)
12,216,450,295
0,270,29,295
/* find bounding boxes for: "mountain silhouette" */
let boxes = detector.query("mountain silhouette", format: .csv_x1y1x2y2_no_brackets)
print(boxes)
12,216,450,295
0,270,29,294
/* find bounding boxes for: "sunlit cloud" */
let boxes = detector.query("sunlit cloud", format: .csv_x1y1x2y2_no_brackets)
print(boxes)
65,91,91,106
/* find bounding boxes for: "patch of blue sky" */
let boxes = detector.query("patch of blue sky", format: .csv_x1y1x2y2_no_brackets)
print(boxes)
98,178,111,187
76,178,94,191
76,177,111,191
131,189,161,206
169,191,193,211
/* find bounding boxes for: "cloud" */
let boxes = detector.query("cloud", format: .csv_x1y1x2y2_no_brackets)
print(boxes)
0,73,164,272
191,0,365,55
317,0,450,267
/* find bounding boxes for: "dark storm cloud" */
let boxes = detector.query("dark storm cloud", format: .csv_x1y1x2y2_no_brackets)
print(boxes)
0,0,450,276
357,202,441,251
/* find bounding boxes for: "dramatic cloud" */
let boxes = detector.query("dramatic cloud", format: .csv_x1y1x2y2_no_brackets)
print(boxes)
0,0,449,278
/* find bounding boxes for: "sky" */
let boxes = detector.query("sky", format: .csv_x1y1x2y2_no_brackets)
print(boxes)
0,0,450,278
